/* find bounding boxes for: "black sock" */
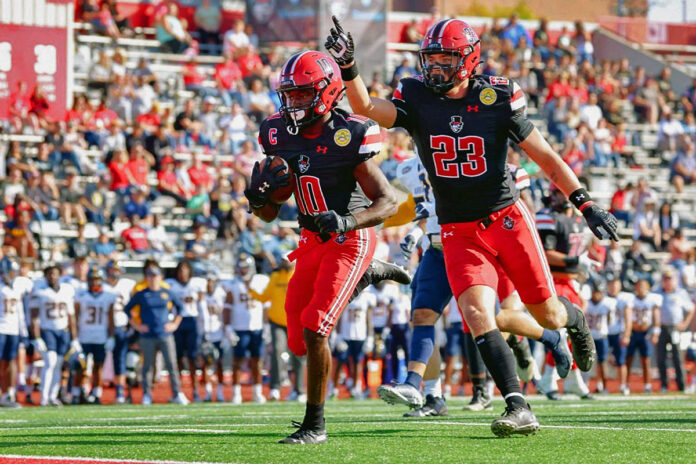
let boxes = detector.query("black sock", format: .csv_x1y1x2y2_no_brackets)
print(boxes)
302,402,325,430
475,329,527,410
559,296,581,329
472,376,486,392
464,332,486,376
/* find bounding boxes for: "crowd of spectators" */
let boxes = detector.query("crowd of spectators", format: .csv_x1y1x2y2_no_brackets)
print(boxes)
1,4,696,394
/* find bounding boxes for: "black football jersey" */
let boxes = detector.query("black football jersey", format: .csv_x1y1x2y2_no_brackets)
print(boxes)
258,109,381,232
391,75,534,223
536,208,586,273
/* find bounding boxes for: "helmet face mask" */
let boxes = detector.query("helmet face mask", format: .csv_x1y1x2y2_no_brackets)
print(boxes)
278,84,324,132
236,254,256,282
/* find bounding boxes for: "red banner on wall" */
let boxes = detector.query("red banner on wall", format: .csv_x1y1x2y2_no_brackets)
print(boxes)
0,0,73,120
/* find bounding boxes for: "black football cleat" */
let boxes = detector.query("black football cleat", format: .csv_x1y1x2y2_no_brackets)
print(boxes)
350,259,411,302
491,405,540,437
279,421,327,445
403,394,448,417
377,382,424,409
464,386,493,411
566,314,596,372
545,391,562,401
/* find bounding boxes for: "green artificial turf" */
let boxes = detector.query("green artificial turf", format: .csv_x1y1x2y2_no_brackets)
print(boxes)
1,396,694,464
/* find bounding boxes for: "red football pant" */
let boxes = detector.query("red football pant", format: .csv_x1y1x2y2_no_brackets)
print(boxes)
285,227,375,356
442,200,556,305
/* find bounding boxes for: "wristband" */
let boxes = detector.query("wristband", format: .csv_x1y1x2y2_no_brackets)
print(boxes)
563,256,579,267
569,188,593,212
341,64,359,82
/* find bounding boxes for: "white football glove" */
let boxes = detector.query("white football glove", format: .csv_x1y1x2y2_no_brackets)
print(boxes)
381,327,391,339
334,335,348,353
33,338,47,353
578,251,601,272
71,339,83,354
363,336,374,354
105,337,115,352
225,325,239,348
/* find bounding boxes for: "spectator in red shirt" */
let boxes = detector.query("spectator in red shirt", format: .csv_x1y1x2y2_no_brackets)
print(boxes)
187,153,213,190
9,81,31,120
237,46,265,81
215,53,244,108
109,149,133,194
545,72,572,104
610,181,634,225
135,104,162,134
29,85,50,128
157,156,189,205
121,214,150,255
64,95,92,131
127,143,155,190
183,57,217,99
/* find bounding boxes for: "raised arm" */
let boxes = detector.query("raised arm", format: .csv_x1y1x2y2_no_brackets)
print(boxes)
325,16,397,128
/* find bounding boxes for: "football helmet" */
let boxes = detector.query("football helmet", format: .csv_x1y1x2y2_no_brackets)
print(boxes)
236,253,256,281
277,50,345,133
419,19,481,94
0,257,17,285
87,266,104,294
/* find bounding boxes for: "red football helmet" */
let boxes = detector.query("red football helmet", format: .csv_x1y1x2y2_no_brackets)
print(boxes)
419,19,481,94
277,51,344,133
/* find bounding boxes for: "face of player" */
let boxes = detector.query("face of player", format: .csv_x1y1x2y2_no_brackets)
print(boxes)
283,88,315,109
662,274,676,292
89,277,102,294
607,279,621,296
635,280,649,298
206,279,216,294
591,290,604,304
421,52,458,80
177,264,191,283
45,268,60,289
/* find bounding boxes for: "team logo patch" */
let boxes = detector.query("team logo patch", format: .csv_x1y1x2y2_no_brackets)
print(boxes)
161,292,169,300
479,88,497,105
449,115,464,133
334,128,351,147
502,216,515,230
298,155,310,173
335,234,348,244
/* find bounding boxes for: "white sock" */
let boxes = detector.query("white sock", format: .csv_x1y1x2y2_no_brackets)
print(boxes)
7,387,16,401
72,386,82,397
217,384,224,395
50,357,63,400
253,383,262,396
41,351,57,403
205,383,212,394
596,380,604,391
93,386,102,398
423,378,442,398
233,384,241,396
17,372,26,387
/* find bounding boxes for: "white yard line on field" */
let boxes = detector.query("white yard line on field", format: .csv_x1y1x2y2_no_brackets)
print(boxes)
0,454,233,464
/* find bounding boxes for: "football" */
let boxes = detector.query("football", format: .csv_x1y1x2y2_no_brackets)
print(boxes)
260,156,295,204
253,201,280,222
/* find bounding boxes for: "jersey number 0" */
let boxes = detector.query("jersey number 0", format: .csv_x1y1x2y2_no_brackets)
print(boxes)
430,135,487,178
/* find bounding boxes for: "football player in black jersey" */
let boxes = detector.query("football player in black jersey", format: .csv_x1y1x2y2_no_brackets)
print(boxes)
245,50,400,444
326,16,618,436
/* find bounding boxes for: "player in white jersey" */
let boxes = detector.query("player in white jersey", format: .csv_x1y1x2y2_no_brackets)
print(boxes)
73,267,116,404
606,275,633,395
12,260,35,402
224,254,269,404
200,272,227,402
103,260,136,404
332,290,376,398
0,258,25,407
29,264,78,406
585,281,615,393
166,260,206,402
626,278,662,393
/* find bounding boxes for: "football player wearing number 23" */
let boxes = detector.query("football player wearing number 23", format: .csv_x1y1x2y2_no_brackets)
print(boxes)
244,50,397,444
326,16,619,437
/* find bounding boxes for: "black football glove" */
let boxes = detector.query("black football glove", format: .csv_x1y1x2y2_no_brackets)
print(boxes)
244,158,290,210
324,15,355,67
582,204,619,241
314,211,357,235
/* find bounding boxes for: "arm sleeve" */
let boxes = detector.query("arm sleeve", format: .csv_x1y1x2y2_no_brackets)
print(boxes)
390,80,413,132
507,81,535,144
123,292,138,318
356,121,383,163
